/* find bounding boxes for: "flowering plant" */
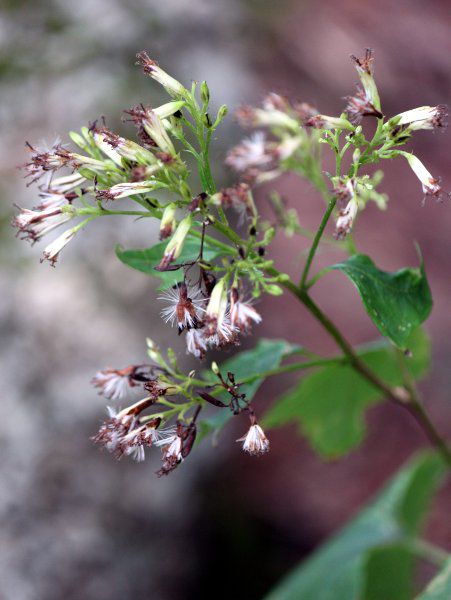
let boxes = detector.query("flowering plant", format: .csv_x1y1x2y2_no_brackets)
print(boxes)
15,49,451,596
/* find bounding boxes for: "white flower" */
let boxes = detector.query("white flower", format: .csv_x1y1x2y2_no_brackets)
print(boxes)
119,419,162,461
345,88,383,124
13,207,73,242
159,281,205,332
225,132,273,172
237,423,270,456
204,314,237,348
96,180,156,201
275,137,302,161
350,49,380,111
36,192,70,211
334,198,359,240
230,298,262,333
185,328,208,359
235,104,298,130
391,105,447,131
92,369,133,401
47,172,86,194
91,132,123,165
98,128,156,165
136,51,186,96
204,279,237,345
404,154,442,198
42,228,76,265
156,434,183,459
305,115,354,131
142,110,176,155
24,141,74,185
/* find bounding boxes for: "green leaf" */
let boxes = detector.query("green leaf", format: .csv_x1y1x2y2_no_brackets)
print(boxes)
198,339,295,442
416,559,451,599
331,253,432,349
362,544,413,600
115,235,230,289
263,452,445,600
263,329,430,458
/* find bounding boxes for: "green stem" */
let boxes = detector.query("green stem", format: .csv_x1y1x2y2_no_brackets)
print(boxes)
299,196,337,289
211,218,245,247
396,350,451,467
268,264,451,466
410,538,450,568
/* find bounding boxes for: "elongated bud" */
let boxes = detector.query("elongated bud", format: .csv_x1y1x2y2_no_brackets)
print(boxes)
98,128,156,165
403,153,442,199
142,111,176,155
146,337,162,364
206,279,228,322
305,115,354,131
159,203,177,240
156,214,192,270
200,81,210,105
198,392,227,408
213,104,228,128
136,51,186,97
236,105,299,130
154,101,186,119
350,49,381,112
387,105,447,132
96,180,156,201
211,361,220,376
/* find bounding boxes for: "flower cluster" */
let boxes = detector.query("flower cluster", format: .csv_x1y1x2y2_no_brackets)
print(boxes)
159,278,262,359
91,341,269,475
226,93,318,185
15,49,447,477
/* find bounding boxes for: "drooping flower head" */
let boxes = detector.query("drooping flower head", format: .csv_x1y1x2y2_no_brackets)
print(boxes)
237,416,270,456
230,287,262,334
159,280,205,332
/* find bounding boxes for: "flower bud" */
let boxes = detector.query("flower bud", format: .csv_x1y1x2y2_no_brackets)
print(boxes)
206,278,228,325
213,104,228,128
154,101,185,119
146,337,162,364
388,105,447,132
200,81,210,105
156,214,192,270
403,153,442,199
159,203,177,240
211,361,220,376
305,115,354,131
136,51,186,97
350,49,381,112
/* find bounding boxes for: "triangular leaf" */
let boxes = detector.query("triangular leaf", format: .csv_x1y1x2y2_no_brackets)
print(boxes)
263,329,430,458
331,253,432,349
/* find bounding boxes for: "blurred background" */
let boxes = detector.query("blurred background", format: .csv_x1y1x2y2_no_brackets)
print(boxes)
1,0,451,598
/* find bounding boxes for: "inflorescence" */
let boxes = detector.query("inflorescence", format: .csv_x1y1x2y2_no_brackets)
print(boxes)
14,49,447,475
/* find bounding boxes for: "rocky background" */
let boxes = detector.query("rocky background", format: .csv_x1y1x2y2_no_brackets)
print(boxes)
1,1,451,598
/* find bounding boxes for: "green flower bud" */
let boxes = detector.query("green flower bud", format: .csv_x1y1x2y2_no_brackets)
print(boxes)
200,81,210,105
213,104,228,128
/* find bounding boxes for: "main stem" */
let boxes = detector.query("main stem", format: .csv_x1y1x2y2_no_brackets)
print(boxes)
288,280,451,466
